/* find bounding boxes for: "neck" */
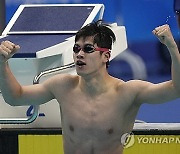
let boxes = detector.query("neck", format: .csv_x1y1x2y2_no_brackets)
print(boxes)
79,69,111,96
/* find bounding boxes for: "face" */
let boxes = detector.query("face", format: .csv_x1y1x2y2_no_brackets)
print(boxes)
73,36,109,77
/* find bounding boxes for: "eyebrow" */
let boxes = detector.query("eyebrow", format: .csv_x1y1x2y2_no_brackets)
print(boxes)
75,43,94,46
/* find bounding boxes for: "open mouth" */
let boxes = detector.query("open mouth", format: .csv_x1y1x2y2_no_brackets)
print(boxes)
76,60,86,66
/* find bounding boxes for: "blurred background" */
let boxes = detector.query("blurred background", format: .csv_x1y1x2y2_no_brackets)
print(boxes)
0,0,180,123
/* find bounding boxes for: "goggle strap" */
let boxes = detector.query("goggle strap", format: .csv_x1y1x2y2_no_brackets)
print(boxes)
95,47,110,52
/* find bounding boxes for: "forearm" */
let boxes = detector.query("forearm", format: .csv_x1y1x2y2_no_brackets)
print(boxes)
168,43,180,92
0,61,23,105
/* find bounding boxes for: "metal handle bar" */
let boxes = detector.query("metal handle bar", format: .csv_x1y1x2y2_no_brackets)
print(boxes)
0,105,39,124
33,62,75,84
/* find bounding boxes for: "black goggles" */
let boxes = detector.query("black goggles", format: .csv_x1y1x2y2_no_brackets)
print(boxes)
73,44,110,54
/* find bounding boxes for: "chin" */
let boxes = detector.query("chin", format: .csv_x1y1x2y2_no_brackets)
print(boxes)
76,71,87,77
76,69,86,76
76,69,91,77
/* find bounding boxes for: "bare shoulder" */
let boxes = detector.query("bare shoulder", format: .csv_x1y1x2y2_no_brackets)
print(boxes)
50,73,79,84
115,79,144,91
125,79,149,87
112,80,150,107
43,74,79,92
115,79,149,99
119,79,150,87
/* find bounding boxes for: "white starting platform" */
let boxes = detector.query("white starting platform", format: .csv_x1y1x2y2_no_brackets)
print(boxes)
0,4,127,128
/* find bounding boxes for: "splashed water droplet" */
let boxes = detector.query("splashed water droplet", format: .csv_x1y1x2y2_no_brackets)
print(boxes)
165,15,176,23
165,16,169,23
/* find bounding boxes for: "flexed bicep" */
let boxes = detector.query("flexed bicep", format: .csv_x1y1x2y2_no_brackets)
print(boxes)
133,80,180,105
16,83,55,106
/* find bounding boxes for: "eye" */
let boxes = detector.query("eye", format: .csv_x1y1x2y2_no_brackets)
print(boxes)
73,44,81,53
84,44,95,53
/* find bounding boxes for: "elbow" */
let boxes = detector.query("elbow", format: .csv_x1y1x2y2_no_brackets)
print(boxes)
175,88,180,97
172,82,180,97
6,88,24,106
1,87,24,106
4,97,21,106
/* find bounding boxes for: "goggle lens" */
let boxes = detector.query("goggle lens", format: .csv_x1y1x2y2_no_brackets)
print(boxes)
73,44,110,54
73,44,95,53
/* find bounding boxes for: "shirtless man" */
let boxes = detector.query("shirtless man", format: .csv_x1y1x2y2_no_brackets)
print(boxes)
0,21,180,154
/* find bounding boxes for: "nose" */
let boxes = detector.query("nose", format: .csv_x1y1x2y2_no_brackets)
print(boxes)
76,49,85,59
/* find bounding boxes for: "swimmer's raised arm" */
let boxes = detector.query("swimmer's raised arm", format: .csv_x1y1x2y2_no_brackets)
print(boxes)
131,25,180,104
0,41,56,106
153,24,180,92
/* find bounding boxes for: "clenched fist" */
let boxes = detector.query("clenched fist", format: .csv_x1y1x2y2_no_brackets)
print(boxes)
0,41,20,63
152,24,177,49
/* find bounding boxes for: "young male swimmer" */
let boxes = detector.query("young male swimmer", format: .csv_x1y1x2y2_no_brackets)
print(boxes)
0,21,180,154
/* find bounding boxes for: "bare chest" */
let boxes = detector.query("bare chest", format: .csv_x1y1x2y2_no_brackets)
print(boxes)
58,89,134,139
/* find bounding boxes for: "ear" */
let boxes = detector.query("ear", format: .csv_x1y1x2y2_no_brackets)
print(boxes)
103,52,110,63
